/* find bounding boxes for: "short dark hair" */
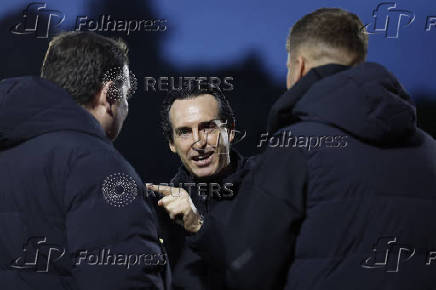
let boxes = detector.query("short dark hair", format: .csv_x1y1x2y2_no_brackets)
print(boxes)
160,85,235,143
41,31,129,105
287,8,368,65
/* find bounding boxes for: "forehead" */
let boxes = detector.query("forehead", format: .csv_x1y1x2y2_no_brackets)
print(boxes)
169,94,219,128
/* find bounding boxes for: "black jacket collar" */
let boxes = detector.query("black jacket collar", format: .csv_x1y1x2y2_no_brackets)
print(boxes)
267,64,350,133
0,77,109,149
267,62,416,145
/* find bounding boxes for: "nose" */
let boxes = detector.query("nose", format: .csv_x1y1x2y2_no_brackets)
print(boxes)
192,128,207,149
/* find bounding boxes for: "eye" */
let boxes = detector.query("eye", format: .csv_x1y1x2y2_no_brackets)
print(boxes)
206,121,218,129
176,128,191,136
200,122,219,135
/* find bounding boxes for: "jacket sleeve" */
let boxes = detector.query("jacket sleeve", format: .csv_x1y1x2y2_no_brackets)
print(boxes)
64,150,169,290
198,146,307,290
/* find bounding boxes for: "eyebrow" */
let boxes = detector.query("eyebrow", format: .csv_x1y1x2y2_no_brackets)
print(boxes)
174,126,191,133
174,119,218,131
199,119,218,127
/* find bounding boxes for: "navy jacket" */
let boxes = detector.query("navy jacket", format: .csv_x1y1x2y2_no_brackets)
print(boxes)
155,150,254,289
0,77,169,290
209,62,436,289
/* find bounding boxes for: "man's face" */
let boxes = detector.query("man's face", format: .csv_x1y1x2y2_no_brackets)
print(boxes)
168,94,232,178
108,64,130,140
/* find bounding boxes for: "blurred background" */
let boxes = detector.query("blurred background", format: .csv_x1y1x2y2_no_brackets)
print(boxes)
1,0,435,182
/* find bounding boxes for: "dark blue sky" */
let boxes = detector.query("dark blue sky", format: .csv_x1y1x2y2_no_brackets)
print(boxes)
153,0,436,96
2,0,436,97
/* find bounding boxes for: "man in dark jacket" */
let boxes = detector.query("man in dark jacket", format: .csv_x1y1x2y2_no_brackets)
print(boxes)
147,86,254,289
202,8,436,290
0,32,168,289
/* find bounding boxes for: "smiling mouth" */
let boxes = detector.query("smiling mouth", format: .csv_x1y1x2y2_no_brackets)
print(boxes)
191,151,214,167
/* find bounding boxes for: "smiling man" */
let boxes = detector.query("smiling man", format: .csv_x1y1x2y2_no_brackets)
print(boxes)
147,85,254,289
168,92,231,178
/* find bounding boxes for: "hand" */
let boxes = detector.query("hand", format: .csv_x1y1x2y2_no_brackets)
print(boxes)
146,184,203,233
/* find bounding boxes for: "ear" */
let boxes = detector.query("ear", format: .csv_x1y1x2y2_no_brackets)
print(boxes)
297,55,307,80
88,82,111,112
169,140,176,153
286,53,292,89
99,81,115,117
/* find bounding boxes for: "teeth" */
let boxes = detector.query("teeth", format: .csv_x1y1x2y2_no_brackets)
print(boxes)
193,152,212,161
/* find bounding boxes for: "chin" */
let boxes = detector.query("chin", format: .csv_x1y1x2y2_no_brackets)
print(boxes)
107,131,118,141
191,165,218,179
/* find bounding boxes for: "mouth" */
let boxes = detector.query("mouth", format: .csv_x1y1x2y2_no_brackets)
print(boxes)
191,151,214,167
